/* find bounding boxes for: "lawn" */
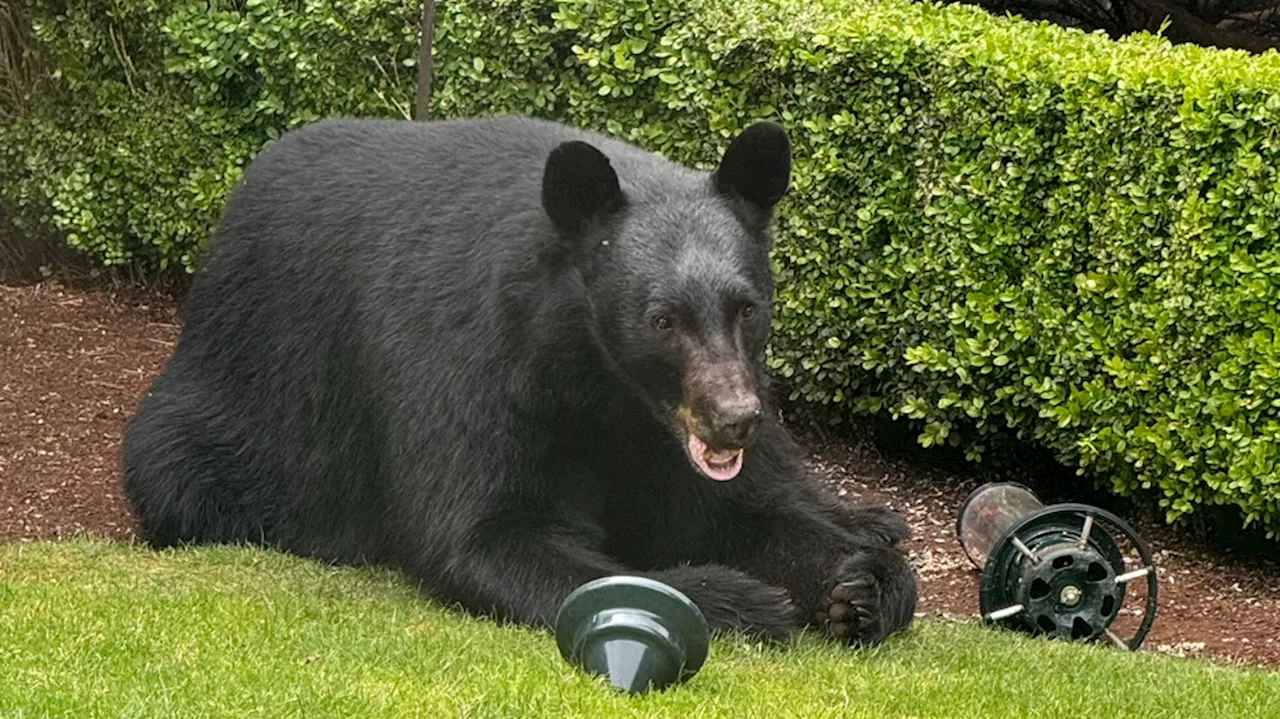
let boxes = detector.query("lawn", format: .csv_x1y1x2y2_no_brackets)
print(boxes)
1,540,1276,718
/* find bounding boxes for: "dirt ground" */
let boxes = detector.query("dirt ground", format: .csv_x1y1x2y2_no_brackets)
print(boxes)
2,281,1278,669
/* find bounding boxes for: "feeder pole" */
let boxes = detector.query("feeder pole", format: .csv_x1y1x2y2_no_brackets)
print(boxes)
415,0,436,120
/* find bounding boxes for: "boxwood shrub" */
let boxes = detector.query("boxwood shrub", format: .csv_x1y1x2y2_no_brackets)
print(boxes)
5,0,1280,535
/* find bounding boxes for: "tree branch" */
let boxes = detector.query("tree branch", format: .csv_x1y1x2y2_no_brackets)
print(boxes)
953,0,1280,52
1128,0,1280,50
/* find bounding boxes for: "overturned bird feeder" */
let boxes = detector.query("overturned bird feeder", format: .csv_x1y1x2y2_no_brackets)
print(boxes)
956,482,1159,651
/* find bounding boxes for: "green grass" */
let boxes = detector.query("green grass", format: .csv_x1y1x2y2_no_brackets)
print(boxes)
1,540,1276,718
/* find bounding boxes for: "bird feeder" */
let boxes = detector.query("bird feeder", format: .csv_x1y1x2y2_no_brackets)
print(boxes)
956,482,1159,650
554,576,710,693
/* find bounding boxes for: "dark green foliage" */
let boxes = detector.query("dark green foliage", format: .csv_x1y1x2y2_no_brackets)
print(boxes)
1,0,422,269
5,0,1280,535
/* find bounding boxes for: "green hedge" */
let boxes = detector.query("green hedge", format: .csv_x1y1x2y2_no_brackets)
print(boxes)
6,0,1280,536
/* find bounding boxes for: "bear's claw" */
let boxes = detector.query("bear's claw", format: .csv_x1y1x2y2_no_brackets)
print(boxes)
816,574,883,644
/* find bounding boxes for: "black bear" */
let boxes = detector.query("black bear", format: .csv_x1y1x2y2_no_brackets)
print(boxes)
121,115,917,645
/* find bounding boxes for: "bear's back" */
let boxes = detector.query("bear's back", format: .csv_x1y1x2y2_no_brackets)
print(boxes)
186,116,705,327
218,115,700,257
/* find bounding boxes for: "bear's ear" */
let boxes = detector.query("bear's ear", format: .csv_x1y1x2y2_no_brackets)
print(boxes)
711,122,791,214
541,140,626,234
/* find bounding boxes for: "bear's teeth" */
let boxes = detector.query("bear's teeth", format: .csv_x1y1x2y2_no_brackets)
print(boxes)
687,434,744,480
704,449,742,467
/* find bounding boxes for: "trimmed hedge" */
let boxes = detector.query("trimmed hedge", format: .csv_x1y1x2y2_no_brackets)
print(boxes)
5,0,1280,535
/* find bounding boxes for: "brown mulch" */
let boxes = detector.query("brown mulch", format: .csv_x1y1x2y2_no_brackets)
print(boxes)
1,283,178,541
2,281,1278,670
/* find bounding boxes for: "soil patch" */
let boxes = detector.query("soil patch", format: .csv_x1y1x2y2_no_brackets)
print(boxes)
0,283,178,540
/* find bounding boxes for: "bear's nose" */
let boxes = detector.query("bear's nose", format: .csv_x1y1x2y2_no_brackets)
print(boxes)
713,401,762,448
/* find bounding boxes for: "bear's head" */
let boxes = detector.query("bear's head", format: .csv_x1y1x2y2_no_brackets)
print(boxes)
541,123,791,482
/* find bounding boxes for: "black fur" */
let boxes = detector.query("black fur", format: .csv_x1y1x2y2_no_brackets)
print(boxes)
121,115,917,645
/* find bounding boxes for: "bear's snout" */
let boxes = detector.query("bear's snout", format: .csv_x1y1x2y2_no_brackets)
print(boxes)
681,353,762,452
677,377,761,482
706,397,762,450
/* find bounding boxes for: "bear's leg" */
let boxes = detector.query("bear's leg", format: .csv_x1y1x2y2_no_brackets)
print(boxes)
822,503,914,546
411,527,798,641
121,388,263,548
722,498,918,646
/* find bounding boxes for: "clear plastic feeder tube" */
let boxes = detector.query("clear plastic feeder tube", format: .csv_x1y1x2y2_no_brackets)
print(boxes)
956,482,1045,569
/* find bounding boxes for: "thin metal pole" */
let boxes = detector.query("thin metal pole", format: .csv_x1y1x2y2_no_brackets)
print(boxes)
415,1,436,120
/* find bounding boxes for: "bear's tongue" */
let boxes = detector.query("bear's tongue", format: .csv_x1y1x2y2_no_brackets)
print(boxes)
686,434,744,481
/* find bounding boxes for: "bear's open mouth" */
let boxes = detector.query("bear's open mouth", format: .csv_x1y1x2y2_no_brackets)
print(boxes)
685,433,744,481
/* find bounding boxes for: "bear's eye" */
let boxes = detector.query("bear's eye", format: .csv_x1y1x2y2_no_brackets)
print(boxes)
651,314,674,331
741,303,757,320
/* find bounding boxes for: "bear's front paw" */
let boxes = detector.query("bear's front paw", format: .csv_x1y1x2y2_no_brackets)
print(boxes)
817,575,880,645
813,550,917,646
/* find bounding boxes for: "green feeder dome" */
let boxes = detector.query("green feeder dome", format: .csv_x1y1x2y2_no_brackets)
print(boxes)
554,576,710,693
